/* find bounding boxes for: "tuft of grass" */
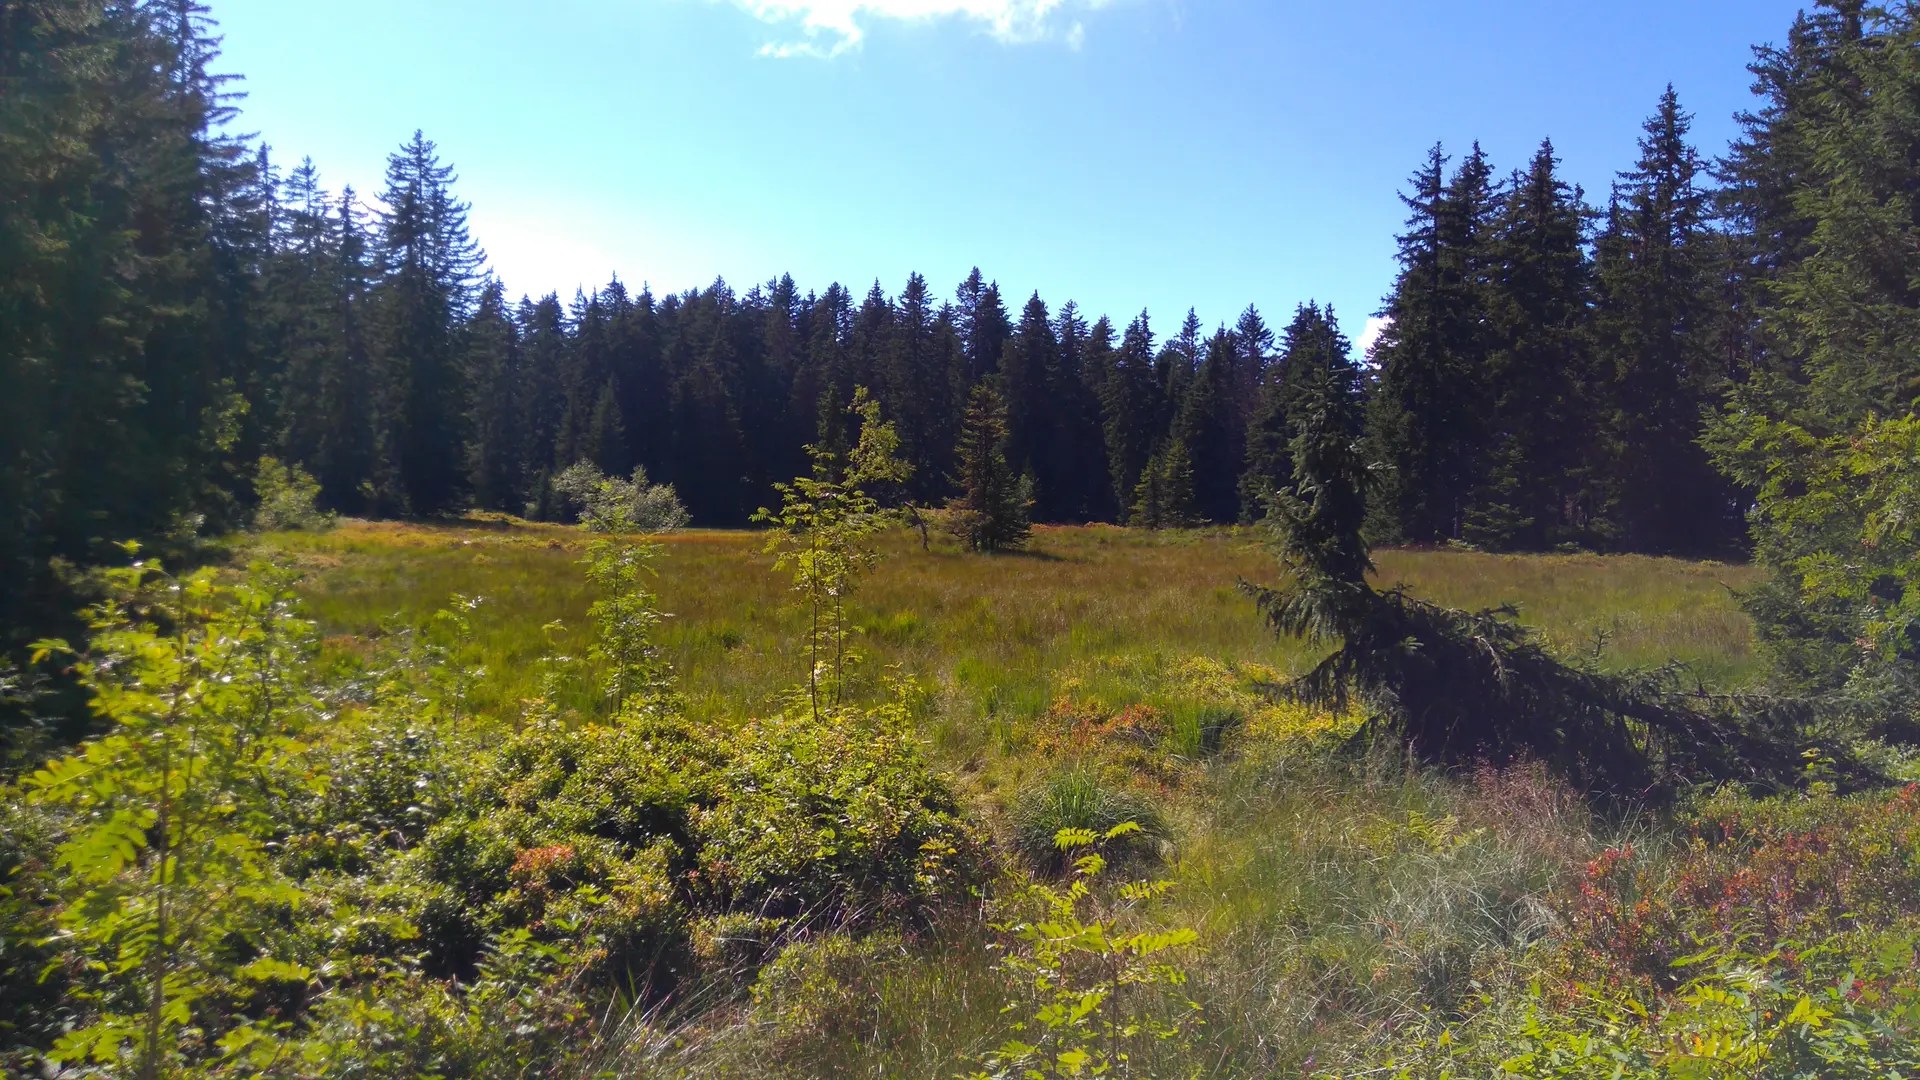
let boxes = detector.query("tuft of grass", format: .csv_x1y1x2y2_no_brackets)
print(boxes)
1161,702,1244,760
1007,768,1170,874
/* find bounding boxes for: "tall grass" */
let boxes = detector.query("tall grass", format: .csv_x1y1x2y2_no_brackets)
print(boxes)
260,520,1761,735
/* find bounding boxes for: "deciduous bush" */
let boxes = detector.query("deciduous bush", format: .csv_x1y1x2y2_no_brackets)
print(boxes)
1562,784,1920,990
552,461,691,533
253,455,334,532
968,824,1203,1080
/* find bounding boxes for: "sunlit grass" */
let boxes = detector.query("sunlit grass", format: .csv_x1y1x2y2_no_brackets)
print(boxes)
259,519,1761,736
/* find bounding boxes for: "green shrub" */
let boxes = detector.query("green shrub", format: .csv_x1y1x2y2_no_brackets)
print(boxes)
552,461,690,533
968,824,1202,1080
22,560,324,1074
253,455,335,532
395,695,983,996
695,701,986,921
1562,783,1920,990
751,933,908,1056
1349,929,1920,1080
1008,768,1169,874
1335,785,1920,1080
294,931,598,1079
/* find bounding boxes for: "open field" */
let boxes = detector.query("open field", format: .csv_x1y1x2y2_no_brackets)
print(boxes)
261,518,1764,743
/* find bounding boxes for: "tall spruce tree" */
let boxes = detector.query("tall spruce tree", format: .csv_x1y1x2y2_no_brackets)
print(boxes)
1045,303,1114,523
1172,327,1241,524
264,160,344,485
464,277,524,512
1,0,253,644
369,131,483,515
673,283,752,524
1468,140,1598,551
518,293,570,498
554,288,608,471
1594,88,1740,554
882,273,957,504
1366,145,1499,545
312,188,378,512
1001,292,1056,501
1246,305,1357,516
611,283,669,493
1717,2,1865,387
1103,312,1161,521
1706,3,1920,701
1157,310,1204,435
954,268,1011,383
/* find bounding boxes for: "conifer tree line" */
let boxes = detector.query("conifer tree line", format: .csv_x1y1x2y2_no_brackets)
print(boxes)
3,0,1909,643
234,88,1751,552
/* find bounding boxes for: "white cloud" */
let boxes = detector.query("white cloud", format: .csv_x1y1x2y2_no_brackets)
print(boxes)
721,0,1110,58
1357,316,1391,363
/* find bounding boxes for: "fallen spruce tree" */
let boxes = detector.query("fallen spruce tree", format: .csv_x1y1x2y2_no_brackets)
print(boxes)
1242,339,1846,797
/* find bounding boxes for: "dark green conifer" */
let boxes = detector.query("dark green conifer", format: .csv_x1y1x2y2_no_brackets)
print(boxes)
954,268,1012,383
1365,145,1499,545
946,379,1032,552
0,0,256,640
464,277,524,512
369,131,483,515
1468,140,1598,551
1172,328,1240,524
1050,305,1115,522
1245,304,1355,518
1001,292,1056,506
1593,88,1739,555
585,381,626,477
882,273,958,504
1130,438,1197,530
1102,312,1161,521
1706,4,1920,701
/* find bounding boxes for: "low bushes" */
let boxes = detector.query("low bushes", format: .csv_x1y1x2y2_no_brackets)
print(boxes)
0,553,984,1077
404,699,986,992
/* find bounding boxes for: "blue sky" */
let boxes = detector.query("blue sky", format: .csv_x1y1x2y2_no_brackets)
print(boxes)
214,0,1808,350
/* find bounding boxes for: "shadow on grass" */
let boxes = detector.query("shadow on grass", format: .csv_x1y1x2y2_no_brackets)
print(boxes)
992,547,1070,563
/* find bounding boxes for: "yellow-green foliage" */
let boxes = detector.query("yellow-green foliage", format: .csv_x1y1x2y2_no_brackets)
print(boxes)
25,558,321,1075
967,824,1203,1080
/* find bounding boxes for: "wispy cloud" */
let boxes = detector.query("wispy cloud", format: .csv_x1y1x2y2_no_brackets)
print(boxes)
1357,316,1391,363
720,0,1111,58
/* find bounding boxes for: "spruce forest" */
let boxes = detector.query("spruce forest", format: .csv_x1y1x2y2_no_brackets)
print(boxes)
8,2,1920,1078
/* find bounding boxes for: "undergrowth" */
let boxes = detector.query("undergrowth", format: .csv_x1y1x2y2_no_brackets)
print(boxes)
6,518,1901,1078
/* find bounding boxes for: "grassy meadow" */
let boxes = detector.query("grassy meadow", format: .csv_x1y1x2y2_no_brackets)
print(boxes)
261,517,1762,737
228,517,1804,1077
